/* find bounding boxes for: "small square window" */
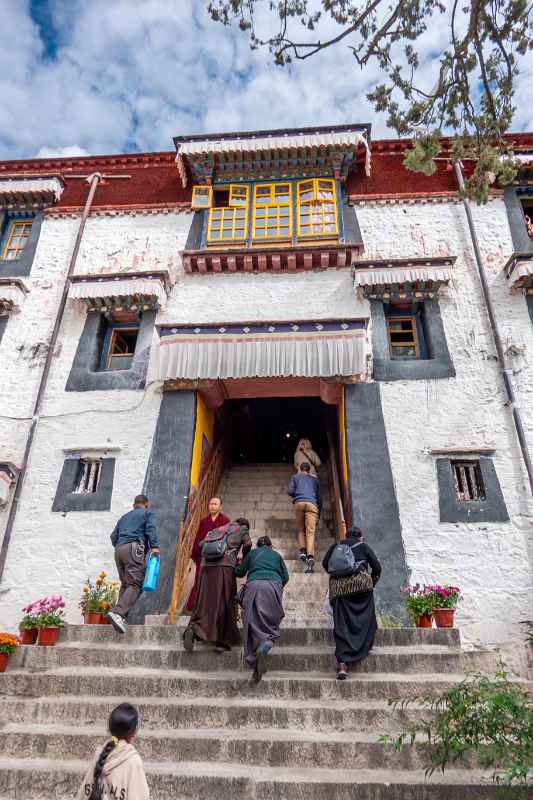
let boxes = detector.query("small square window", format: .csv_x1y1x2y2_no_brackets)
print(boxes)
1,220,33,261
74,459,102,494
104,326,139,371
451,460,485,502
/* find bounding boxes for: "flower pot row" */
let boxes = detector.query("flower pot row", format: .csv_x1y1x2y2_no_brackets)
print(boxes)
416,608,455,628
84,612,111,624
19,627,62,646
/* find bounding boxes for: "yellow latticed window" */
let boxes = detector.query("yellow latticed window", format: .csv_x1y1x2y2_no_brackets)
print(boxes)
207,184,249,242
252,183,292,240
191,185,212,209
297,178,338,238
2,220,33,260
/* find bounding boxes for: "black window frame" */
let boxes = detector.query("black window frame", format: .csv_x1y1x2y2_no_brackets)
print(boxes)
437,456,509,523
52,456,115,512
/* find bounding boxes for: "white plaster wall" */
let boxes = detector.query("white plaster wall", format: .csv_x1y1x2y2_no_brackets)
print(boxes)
355,198,533,673
0,201,531,676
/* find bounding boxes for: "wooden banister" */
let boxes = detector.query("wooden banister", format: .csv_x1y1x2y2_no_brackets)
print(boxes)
167,438,227,624
327,429,346,541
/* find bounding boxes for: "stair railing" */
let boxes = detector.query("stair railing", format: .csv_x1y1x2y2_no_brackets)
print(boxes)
327,429,347,541
167,437,227,624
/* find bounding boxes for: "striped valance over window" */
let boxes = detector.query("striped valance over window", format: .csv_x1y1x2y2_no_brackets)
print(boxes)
156,320,368,381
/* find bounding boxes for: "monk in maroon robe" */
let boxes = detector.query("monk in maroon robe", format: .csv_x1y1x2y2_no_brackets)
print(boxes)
186,497,230,612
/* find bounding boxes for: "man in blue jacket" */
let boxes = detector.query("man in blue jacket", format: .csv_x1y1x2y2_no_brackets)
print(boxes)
107,494,160,633
287,462,321,574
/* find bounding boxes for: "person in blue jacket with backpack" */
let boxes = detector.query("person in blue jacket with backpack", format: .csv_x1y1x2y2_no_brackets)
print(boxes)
322,526,381,680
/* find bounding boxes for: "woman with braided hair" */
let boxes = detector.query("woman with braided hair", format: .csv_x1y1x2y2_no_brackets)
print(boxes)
77,703,149,800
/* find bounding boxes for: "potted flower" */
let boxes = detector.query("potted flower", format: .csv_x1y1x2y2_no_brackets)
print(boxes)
32,596,65,646
80,572,111,623
401,584,436,628
428,585,461,628
100,580,120,624
0,633,20,672
19,605,40,645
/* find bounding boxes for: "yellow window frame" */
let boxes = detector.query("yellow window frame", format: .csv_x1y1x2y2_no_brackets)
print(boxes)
207,184,249,243
252,182,292,240
191,185,213,209
296,178,338,238
1,219,33,260
386,316,420,359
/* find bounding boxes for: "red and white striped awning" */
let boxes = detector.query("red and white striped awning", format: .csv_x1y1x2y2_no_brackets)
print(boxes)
69,273,169,310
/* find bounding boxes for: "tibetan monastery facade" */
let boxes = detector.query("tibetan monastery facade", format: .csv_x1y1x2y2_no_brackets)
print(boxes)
0,124,531,670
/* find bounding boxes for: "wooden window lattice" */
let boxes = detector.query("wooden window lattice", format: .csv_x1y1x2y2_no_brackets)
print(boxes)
2,220,32,260
451,460,485,502
74,459,102,494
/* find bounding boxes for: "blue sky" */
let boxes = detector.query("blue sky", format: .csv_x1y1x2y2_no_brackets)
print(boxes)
0,0,532,160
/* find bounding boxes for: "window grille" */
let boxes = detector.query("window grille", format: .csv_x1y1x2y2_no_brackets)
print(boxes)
451,460,485,502
2,220,32,260
297,178,338,238
252,183,292,240
74,459,102,494
207,184,249,242
387,316,419,359
106,327,139,370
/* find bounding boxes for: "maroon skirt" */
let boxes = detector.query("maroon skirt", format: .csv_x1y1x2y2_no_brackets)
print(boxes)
188,564,241,648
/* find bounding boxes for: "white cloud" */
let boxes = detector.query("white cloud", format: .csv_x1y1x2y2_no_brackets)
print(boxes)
0,0,531,160
35,145,90,158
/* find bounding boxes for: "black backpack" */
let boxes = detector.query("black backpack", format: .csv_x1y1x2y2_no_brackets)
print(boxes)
327,541,367,578
201,521,240,562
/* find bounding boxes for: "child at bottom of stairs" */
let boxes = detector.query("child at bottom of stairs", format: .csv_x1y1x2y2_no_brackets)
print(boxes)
77,702,149,800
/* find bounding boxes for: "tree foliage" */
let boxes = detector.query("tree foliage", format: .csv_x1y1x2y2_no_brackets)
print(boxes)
207,1,533,202
380,666,533,795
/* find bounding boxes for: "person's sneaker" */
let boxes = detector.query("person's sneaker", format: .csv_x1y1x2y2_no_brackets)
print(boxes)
183,627,195,653
298,551,307,563
305,556,315,574
337,662,349,680
106,611,126,634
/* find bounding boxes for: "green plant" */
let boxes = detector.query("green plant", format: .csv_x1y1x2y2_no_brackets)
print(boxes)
0,633,20,655
80,572,115,615
426,585,462,611
22,596,65,629
381,666,533,794
401,584,437,623
19,613,39,631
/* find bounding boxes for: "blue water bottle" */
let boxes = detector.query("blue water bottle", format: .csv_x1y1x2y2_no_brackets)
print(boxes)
143,554,160,592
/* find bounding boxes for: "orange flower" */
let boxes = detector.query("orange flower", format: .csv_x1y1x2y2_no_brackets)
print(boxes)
82,586,89,593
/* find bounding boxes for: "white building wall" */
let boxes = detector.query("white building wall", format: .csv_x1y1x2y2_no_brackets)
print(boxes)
0,199,531,674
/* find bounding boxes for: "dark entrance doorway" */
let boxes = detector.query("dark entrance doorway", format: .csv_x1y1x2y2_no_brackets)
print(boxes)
226,396,331,464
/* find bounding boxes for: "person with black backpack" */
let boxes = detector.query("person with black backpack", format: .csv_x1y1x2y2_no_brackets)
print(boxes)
183,517,252,653
322,526,382,680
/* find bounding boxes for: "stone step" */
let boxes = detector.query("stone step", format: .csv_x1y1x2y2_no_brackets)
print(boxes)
0,758,515,800
12,643,495,674
58,624,462,649
0,695,435,733
0,723,470,772
0,668,478,701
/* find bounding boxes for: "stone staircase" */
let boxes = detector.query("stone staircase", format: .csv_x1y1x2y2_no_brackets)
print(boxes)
0,462,524,798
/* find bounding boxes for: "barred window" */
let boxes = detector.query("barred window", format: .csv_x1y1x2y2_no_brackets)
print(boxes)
451,460,486,502
74,459,102,494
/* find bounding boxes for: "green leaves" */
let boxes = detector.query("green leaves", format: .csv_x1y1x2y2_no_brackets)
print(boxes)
381,666,533,793
207,1,532,204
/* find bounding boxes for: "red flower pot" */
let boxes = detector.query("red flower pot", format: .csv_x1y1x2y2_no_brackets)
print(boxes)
37,627,60,646
0,653,8,672
434,608,455,628
100,615,111,625
416,614,433,628
85,612,102,625
20,628,38,645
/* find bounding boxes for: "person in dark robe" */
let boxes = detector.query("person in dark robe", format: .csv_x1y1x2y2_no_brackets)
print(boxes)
183,517,252,652
322,526,382,680
186,497,230,612
235,535,289,682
